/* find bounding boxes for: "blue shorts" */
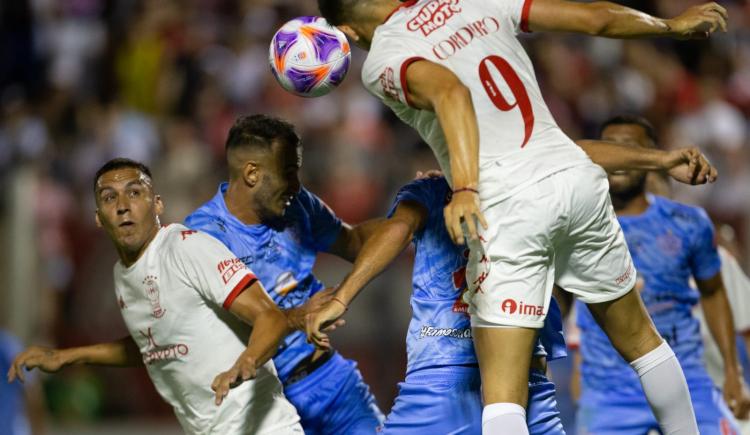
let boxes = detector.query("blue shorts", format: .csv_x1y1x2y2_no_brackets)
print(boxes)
577,377,739,435
283,352,384,435
383,366,565,435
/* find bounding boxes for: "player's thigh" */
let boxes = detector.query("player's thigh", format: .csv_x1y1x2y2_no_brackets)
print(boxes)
553,164,636,305
468,180,564,329
527,370,565,435
473,326,538,406
383,367,482,435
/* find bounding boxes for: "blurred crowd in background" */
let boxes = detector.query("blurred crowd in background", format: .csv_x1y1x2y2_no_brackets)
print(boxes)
1,0,749,433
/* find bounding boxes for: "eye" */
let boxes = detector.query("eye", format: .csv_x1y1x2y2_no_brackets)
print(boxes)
102,193,116,203
128,189,141,198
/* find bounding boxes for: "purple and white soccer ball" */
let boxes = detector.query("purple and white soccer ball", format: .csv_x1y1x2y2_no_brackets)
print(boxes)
269,16,351,98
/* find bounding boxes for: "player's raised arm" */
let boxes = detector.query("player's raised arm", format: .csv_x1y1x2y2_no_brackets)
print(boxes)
306,200,428,348
212,281,289,406
527,0,727,39
576,140,718,185
8,337,142,383
404,60,487,245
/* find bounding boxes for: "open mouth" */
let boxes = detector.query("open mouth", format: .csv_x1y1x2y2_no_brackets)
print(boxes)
119,221,134,228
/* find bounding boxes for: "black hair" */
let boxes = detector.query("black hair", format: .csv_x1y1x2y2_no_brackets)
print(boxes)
600,114,658,145
94,158,153,192
225,114,300,152
318,0,363,25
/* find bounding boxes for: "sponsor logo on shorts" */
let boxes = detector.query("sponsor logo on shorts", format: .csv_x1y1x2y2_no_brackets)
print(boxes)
217,258,246,284
500,298,544,316
407,0,462,36
615,264,634,286
432,16,500,60
419,325,472,339
138,327,189,365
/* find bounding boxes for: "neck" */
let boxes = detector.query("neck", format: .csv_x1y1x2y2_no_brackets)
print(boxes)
224,180,261,225
118,223,159,267
357,1,403,49
612,192,650,217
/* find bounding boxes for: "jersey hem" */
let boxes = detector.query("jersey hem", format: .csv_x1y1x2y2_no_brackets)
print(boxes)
222,274,257,310
400,57,426,108
521,0,534,33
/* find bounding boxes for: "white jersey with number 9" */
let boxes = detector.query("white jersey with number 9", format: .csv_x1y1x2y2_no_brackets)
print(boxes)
362,0,591,207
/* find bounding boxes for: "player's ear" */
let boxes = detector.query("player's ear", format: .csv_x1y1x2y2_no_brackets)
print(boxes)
95,210,103,228
154,194,164,216
337,25,359,43
243,161,259,187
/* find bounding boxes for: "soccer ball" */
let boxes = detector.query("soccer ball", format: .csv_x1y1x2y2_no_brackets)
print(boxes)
269,16,351,98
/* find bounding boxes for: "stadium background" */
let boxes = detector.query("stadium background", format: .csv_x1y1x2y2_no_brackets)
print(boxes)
1,0,749,433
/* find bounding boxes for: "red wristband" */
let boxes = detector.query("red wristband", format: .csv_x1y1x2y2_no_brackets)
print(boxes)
453,187,479,195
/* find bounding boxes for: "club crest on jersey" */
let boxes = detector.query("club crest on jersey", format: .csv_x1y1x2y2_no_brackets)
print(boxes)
379,67,399,101
407,0,462,36
143,275,166,319
501,298,544,316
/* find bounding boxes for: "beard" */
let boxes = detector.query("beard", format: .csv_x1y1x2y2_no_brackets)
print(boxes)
610,175,647,210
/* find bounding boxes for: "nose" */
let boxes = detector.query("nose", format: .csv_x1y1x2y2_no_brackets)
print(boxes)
116,195,130,215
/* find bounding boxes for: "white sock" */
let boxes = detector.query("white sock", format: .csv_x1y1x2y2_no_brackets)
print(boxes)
630,341,698,434
482,403,529,435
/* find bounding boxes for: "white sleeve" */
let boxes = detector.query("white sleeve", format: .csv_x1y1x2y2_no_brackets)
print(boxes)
719,248,750,333
362,43,425,109
171,230,258,310
488,0,533,34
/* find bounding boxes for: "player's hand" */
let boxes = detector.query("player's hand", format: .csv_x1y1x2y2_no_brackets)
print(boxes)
286,288,337,331
662,147,718,185
415,169,443,180
723,373,750,419
305,298,347,350
8,346,67,383
667,3,728,40
211,351,257,406
444,190,488,245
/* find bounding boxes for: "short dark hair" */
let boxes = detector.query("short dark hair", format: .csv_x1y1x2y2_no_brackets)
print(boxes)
600,114,658,145
318,0,361,25
94,158,153,192
225,114,300,152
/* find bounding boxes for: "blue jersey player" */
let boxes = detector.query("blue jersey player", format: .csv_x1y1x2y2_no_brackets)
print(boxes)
572,115,750,435
308,175,568,434
185,115,383,434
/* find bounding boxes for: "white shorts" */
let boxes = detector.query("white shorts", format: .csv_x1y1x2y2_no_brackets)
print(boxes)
467,163,637,328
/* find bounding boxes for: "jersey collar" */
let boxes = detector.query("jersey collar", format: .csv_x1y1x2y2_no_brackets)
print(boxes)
383,0,418,24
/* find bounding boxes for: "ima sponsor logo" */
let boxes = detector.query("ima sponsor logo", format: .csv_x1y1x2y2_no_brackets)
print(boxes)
407,0,462,37
217,258,246,284
615,264,634,286
419,325,472,339
432,16,500,60
138,327,189,365
143,275,166,319
379,67,399,101
500,298,544,316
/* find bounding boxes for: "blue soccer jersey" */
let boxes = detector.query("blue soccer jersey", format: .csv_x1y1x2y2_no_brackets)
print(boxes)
576,194,722,395
389,177,567,375
185,183,342,382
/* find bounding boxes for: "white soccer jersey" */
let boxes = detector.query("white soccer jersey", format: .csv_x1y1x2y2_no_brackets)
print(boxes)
362,0,590,206
113,224,301,435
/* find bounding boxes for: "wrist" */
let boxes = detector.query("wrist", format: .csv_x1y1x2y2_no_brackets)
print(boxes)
331,296,348,311
453,186,479,195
